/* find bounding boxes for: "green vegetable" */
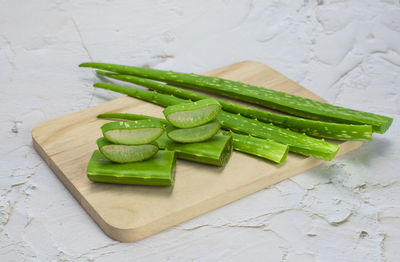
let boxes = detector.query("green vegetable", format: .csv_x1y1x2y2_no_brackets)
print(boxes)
101,119,164,145
98,113,288,164
94,83,340,160
80,62,392,133
156,132,232,166
95,71,372,141
218,130,288,164
87,150,176,186
96,137,158,163
163,98,221,128
98,112,167,123
167,121,221,143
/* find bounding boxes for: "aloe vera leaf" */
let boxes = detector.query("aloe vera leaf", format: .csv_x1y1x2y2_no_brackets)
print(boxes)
217,111,339,160
94,83,339,160
156,132,232,166
101,119,164,145
95,71,372,141
87,150,176,186
163,98,221,128
80,62,392,133
167,121,221,143
218,130,288,164
98,112,168,124
96,137,158,163
98,113,287,163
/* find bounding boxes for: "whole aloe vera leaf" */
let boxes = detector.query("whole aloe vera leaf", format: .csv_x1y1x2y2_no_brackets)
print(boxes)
218,130,288,164
101,119,164,145
96,137,158,163
98,113,288,163
167,121,221,143
96,71,372,141
87,150,176,186
94,83,339,160
163,98,221,128
80,62,392,133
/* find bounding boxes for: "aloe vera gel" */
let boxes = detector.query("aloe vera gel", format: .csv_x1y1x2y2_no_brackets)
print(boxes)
163,98,221,128
162,99,223,146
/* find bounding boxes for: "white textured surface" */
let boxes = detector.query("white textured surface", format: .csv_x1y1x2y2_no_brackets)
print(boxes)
1,0,399,261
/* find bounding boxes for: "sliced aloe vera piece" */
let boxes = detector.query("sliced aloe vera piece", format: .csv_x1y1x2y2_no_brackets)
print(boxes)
101,119,164,145
87,150,176,186
219,130,289,164
163,98,221,128
96,137,158,163
167,121,221,143
156,132,232,166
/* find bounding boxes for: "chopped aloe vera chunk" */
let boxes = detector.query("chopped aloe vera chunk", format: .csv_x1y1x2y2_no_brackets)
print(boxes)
96,137,158,163
167,121,221,143
219,130,288,164
156,132,232,166
87,150,176,186
163,98,221,128
101,119,164,145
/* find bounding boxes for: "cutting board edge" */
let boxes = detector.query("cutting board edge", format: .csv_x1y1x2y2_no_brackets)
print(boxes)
32,129,363,242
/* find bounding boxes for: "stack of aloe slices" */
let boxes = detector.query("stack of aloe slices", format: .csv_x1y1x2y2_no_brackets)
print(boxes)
81,62,393,184
163,98,222,142
87,119,177,186
98,113,288,164
88,99,236,186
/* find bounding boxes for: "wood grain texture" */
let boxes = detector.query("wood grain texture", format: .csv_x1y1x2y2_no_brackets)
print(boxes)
32,61,363,242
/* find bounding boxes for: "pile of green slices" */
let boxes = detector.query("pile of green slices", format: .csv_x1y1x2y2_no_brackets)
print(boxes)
87,99,233,186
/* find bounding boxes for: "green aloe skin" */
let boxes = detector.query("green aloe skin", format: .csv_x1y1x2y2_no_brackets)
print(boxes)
167,121,221,143
87,150,176,186
163,98,221,128
79,62,392,133
94,83,340,161
95,71,373,141
98,113,289,163
96,137,158,163
101,119,164,145
157,132,232,167
218,130,289,164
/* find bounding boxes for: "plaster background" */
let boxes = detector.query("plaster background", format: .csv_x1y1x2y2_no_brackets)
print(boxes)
1,0,399,261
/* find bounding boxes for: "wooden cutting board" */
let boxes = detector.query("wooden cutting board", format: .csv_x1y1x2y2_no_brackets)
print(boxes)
32,61,363,242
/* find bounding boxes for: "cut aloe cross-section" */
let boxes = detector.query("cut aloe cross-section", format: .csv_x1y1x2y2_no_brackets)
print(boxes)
163,98,221,128
87,150,176,186
101,119,164,145
167,121,221,143
96,137,158,163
